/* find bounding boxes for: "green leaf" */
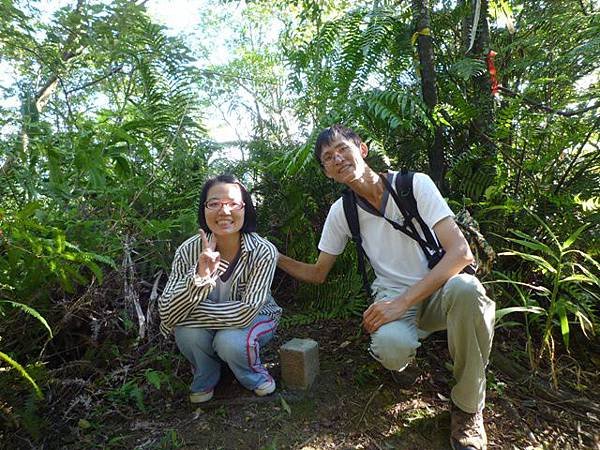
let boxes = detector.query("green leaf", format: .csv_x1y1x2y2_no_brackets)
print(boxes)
573,310,594,339
16,202,41,220
0,300,52,338
557,304,570,349
495,306,545,321
498,251,557,274
145,369,162,390
564,250,600,271
89,252,118,269
559,274,595,284
561,223,589,250
55,232,66,254
526,210,560,247
0,351,42,398
279,394,292,416
84,260,104,284
130,384,146,412
505,231,556,258
483,279,551,295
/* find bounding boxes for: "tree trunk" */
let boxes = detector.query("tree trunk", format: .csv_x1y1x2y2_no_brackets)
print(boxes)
411,0,446,192
466,0,494,144
454,0,497,200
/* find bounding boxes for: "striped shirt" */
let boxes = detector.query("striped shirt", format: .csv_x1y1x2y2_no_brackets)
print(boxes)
159,232,282,336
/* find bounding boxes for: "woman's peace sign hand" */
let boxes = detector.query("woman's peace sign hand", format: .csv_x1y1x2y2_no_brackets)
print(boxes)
197,229,220,278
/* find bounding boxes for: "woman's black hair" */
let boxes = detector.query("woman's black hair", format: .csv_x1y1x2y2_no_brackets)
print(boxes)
197,174,257,233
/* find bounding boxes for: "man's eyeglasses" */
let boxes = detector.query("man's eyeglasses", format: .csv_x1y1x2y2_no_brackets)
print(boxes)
321,145,351,166
204,200,245,211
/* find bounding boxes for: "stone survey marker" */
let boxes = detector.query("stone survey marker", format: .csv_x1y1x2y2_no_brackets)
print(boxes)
280,338,319,389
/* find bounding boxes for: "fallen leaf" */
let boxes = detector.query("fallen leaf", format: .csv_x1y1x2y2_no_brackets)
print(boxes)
437,393,450,402
338,340,351,349
279,394,292,416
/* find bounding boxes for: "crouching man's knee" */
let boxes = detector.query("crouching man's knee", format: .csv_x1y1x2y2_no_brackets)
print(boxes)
444,274,494,312
369,322,420,371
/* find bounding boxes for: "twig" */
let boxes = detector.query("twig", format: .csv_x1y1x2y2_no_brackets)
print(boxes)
123,235,146,340
145,270,162,331
498,86,600,118
356,383,384,426
553,115,600,195
295,433,318,449
194,392,305,409
65,65,124,94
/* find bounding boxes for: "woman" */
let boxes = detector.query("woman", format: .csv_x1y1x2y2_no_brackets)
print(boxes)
159,174,282,403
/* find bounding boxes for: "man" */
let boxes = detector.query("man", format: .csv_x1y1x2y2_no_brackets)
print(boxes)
277,124,495,450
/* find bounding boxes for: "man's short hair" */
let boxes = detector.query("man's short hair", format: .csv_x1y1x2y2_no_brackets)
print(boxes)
314,124,363,165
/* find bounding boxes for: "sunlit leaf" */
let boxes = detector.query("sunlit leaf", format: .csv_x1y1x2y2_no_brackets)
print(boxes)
557,304,570,349
498,251,557,274
0,300,52,338
495,306,545,321
0,351,43,398
561,223,589,251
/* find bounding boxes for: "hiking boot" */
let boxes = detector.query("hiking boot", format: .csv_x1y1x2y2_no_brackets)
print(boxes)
254,379,276,396
189,389,214,403
450,403,487,450
389,365,419,388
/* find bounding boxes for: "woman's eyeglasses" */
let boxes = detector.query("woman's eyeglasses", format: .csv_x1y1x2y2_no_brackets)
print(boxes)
204,200,245,211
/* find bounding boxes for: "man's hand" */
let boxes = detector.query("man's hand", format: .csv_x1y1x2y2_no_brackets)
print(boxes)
197,229,220,277
362,297,411,334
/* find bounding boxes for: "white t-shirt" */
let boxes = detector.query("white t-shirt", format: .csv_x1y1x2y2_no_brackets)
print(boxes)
318,172,454,294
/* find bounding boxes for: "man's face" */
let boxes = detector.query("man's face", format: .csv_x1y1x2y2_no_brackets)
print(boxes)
320,137,368,184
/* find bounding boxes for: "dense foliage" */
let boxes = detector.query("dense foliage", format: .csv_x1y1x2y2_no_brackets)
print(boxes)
0,0,598,443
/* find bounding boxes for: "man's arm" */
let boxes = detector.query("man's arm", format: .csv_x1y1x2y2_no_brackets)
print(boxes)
277,251,338,284
362,216,473,333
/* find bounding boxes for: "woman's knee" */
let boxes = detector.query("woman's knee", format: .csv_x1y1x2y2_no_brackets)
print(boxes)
213,329,246,362
174,326,213,353
370,323,420,371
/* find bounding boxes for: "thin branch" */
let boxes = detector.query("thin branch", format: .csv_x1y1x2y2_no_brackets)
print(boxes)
65,65,124,94
198,68,278,86
473,129,537,184
553,116,600,195
498,86,600,118
58,76,76,126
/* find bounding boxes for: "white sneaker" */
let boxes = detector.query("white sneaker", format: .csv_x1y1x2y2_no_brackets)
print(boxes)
189,390,214,403
254,379,276,396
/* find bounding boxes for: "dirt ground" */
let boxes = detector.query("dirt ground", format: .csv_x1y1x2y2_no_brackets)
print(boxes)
48,315,598,450
4,314,600,450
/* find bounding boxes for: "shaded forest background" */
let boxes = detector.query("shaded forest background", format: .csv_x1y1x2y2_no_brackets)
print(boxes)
0,0,598,447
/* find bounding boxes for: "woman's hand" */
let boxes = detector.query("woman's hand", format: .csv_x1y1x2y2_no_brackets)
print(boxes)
197,229,220,278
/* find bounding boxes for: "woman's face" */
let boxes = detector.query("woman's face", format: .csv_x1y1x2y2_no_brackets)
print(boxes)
204,182,245,237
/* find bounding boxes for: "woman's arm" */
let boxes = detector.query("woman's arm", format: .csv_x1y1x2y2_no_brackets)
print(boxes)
186,239,278,329
158,238,215,335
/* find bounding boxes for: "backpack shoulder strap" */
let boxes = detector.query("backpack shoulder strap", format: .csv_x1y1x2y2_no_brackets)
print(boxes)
395,169,417,215
341,189,372,298
390,170,445,268
342,189,360,244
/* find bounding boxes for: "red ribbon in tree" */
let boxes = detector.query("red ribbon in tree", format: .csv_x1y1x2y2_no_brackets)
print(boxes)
486,50,499,96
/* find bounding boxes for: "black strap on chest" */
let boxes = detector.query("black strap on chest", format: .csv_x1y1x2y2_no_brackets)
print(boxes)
342,188,372,298
342,170,447,297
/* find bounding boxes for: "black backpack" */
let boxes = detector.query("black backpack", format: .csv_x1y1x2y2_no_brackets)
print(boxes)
341,170,476,298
